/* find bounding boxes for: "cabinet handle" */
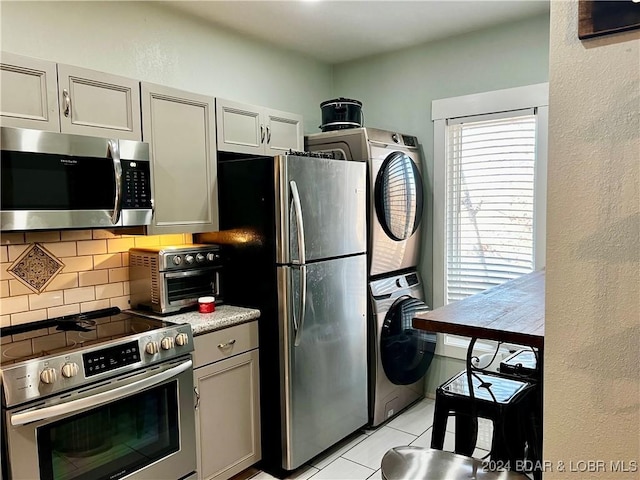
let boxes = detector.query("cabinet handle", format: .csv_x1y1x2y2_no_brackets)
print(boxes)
194,386,200,410
260,125,265,144
217,339,236,349
266,126,271,144
63,89,71,117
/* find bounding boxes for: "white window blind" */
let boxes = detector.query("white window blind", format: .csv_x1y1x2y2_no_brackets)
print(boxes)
446,110,537,303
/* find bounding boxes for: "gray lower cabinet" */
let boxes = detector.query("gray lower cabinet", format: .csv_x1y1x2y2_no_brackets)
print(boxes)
141,82,219,234
0,51,141,140
192,322,261,480
215,98,303,156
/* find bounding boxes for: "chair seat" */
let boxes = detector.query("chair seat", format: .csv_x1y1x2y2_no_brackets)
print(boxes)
381,446,529,480
439,370,531,403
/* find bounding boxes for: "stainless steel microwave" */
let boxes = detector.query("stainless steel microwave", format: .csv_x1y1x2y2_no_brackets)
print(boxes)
0,127,153,231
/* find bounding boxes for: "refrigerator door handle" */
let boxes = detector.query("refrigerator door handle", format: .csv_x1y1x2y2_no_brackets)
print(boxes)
292,264,307,347
289,180,306,265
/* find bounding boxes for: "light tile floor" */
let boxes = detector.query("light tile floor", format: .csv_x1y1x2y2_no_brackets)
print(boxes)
246,397,493,480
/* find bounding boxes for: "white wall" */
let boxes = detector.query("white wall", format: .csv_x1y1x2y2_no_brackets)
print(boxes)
0,1,332,133
332,14,550,308
545,2,639,477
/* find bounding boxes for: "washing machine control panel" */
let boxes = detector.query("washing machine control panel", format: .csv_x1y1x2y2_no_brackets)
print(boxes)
401,135,417,147
405,273,419,286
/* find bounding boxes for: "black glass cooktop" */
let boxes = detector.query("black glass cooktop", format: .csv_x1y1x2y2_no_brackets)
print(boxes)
0,308,172,367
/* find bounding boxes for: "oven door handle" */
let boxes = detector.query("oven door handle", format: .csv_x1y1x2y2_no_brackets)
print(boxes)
164,269,218,279
10,359,192,426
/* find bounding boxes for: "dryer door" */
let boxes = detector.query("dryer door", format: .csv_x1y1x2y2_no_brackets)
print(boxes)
380,296,436,385
374,151,424,241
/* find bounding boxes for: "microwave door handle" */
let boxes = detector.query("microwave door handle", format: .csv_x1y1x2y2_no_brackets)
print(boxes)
108,139,123,225
11,359,192,426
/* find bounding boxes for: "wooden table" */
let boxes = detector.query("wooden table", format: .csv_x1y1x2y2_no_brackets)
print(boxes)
413,270,545,478
412,270,545,350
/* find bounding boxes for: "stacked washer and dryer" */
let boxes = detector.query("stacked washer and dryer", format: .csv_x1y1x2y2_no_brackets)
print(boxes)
306,128,437,427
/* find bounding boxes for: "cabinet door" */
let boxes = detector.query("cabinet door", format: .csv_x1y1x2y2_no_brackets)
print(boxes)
0,52,60,132
58,64,141,140
194,349,261,480
215,98,264,155
265,108,303,156
142,82,218,234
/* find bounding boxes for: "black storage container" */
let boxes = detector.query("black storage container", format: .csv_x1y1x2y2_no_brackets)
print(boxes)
320,98,363,132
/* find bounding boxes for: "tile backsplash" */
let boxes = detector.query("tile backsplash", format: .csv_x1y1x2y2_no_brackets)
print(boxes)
0,230,192,328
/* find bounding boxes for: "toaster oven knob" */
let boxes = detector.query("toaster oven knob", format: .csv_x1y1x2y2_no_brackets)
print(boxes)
185,254,195,264
161,337,175,350
196,253,205,263
61,362,80,378
172,255,182,266
175,332,189,347
40,367,57,385
145,341,160,355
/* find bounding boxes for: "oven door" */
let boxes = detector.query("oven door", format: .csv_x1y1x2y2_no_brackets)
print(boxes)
4,357,196,480
160,268,222,312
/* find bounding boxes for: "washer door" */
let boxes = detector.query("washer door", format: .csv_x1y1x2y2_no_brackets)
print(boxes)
374,151,424,241
381,296,436,385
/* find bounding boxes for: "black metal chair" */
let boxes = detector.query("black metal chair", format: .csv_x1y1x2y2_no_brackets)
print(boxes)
381,446,530,480
498,348,542,479
430,369,536,468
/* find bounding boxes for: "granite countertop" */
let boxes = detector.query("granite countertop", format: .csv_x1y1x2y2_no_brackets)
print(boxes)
128,304,261,336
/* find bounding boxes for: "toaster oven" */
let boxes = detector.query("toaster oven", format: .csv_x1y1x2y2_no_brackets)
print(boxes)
129,245,223,314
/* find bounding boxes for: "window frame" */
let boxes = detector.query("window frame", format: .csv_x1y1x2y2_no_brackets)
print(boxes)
432,83,549,359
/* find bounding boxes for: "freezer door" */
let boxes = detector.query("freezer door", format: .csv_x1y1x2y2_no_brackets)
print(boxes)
275,155,366,264
278,255,367,470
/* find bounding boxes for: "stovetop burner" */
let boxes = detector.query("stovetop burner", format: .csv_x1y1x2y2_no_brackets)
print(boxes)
0,307,170,367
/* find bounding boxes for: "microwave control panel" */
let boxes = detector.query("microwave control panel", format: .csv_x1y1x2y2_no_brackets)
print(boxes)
122,160,152,209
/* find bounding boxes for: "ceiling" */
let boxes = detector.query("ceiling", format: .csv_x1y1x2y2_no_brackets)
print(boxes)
162,0,550,64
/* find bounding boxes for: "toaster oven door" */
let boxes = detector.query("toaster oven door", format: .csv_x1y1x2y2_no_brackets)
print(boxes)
160,267,221,313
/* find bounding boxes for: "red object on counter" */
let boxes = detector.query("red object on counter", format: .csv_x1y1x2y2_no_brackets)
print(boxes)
198,296,216,313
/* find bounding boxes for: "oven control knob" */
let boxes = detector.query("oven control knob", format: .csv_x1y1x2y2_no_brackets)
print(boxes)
61,362,80,378
172,255,182,266
196,253,205,263
161,337,175,350
40,367,57,385
175,333,189,347
206,252,216,262
145,341,160,355
185,254,195,264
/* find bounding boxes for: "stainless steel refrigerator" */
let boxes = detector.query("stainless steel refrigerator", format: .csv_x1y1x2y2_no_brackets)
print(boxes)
198,152,368,474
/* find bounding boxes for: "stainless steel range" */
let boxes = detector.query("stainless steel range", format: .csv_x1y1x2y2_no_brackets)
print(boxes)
0,307,196,480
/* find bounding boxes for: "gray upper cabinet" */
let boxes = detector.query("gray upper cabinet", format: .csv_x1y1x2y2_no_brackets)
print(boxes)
0,52,60,132
216,98,303,155
0,52,141,140
57,64,141,140
141,82,218,235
